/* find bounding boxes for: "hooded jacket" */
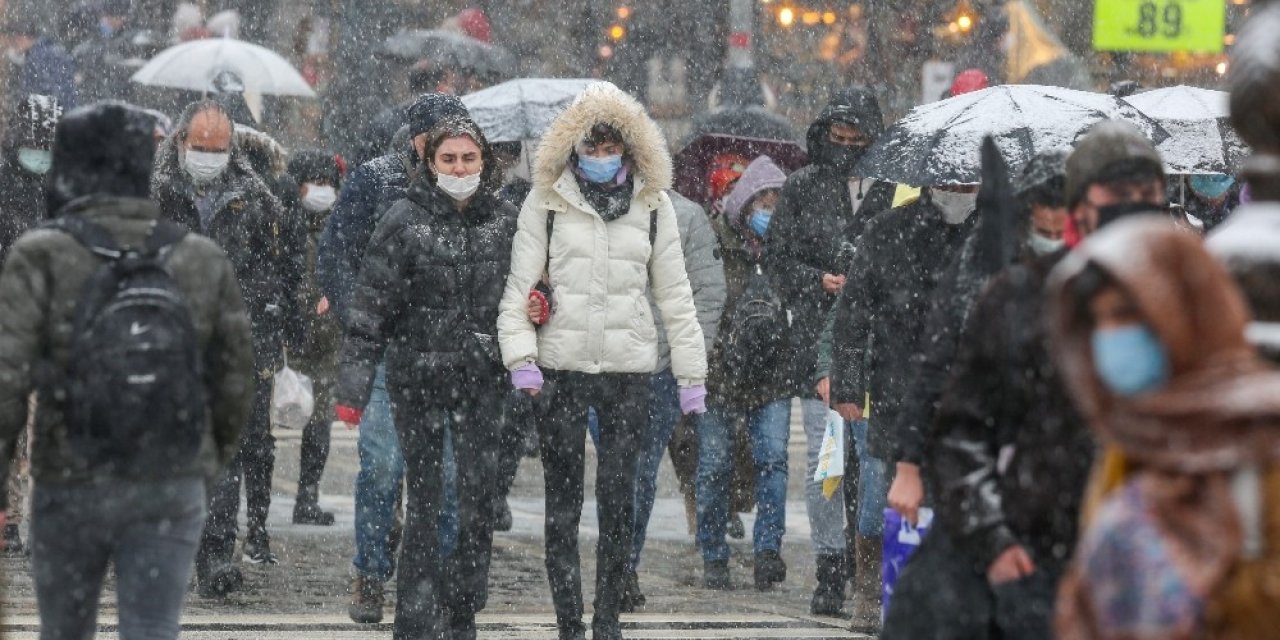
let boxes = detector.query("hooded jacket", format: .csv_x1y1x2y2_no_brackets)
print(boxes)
0,94,60,258
1050,216,1280,640
0,103,253,503
832,196,979,460
764,89,896,393
335,124,518,409
497,82,707,385
151,104,290,375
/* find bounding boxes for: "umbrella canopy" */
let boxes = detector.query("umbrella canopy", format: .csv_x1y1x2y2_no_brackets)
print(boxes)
686,107,800,145
673,134,807,206
1123,85,1248,175
856,84,1166,186
130,37,316,98
461,78,594,143
381,29,514,79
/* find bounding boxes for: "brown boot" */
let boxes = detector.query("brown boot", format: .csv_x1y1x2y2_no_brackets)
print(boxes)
850,535,883,633
349,574,385,623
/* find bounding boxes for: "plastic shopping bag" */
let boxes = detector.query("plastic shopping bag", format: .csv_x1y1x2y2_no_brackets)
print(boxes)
814,409,845,499
271,364,314,429
882,507,933,617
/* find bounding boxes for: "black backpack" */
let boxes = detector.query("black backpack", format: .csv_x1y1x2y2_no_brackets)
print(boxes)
720,264,789,390
45,215,206,477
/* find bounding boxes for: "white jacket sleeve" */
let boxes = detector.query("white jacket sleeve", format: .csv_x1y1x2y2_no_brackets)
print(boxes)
649,193,708,386
498,195,549,371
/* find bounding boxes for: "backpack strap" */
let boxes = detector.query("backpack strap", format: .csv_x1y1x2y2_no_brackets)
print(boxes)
43,216,124,259
143,220,188,257
649,208,658,246
544,210,556,279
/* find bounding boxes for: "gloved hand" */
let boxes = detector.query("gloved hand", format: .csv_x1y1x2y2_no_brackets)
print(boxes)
336,404,363,429
512,362,544,395
679,385,707,415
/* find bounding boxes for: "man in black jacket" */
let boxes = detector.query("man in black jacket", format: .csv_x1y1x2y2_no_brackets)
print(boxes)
763,87,895,615
830,183,981,629
151,99,290,594
881,121,1168,639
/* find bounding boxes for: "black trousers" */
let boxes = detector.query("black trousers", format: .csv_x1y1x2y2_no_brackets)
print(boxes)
197,377,274,576
388,374,503,640
539,371,650,633
297,369,334,490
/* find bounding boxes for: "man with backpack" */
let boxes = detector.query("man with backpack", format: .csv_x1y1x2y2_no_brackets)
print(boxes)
0,101,254,639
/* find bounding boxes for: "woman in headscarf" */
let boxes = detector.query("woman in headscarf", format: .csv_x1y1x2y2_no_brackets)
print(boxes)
1049,216,1280,640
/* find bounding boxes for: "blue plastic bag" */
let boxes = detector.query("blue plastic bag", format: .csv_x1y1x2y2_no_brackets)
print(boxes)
882,507,933,617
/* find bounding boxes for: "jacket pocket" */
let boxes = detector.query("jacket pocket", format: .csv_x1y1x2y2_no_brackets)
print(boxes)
632,297,657,340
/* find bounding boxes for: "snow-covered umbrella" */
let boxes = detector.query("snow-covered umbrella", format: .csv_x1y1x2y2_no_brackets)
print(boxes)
130,38,316,98
1123,85,1248,175
381,29,515,79
855,84,1167,186
461,78,594,143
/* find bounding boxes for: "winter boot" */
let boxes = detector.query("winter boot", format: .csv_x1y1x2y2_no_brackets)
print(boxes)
557,621,587,640
810,553,847,616
2,523,25,556
450,610,477,640
292,483,335,526
621,568,646,611
753,550,787,591
348,574,385,623
493,498,513,532
727,513,746,540
197,562,244,598
592,618,623,640
850,535,884,633
704,559,732,590
242,525,279,565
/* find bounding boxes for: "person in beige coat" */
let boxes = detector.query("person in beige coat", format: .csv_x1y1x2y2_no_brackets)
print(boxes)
497,81,707,640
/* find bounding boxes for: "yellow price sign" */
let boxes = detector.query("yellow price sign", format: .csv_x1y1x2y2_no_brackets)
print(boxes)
1093,0,1225,53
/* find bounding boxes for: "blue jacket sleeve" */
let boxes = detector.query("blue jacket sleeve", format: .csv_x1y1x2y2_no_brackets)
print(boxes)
317,165,376,323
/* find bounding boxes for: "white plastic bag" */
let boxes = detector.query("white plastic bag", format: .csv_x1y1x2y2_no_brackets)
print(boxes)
814,409,845,498
271,364,314,429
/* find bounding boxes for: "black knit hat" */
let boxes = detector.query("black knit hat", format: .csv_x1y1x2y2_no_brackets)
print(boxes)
407,93,470,139
288,148,341,187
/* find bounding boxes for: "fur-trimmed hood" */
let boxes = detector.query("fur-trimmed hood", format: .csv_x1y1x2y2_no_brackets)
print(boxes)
533,81,672,193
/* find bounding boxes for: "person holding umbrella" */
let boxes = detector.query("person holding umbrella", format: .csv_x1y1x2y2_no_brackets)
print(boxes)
497,81,707,640
762,87,895,616
332,107,516,640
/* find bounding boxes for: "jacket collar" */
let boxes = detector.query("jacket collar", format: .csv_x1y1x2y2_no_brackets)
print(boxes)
57,195,160,222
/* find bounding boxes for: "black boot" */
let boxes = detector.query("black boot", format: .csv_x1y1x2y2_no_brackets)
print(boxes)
754,550,787,591
704,559,732,590
292,483,335,526
810,553,846,616
492,498,513,532
557,621,587,640
3,523,25,556
621,569,646,611
450,610,477,640
242,524,279,565
197,561,244,598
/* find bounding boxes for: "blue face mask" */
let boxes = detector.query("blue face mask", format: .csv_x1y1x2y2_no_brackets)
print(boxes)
749,209,772,237
577,154,623,183
1189,174,1235,200
1091,325,1170,396
17,148,51,175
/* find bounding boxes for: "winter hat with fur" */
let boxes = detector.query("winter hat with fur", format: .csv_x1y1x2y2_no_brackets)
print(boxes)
46,101,155,214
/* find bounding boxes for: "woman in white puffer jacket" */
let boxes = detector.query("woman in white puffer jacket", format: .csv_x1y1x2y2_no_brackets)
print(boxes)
497,81,707,640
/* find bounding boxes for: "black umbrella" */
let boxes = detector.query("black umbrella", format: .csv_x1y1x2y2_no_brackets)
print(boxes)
380,29,515,78
856,85,1167,186
686,107,799,145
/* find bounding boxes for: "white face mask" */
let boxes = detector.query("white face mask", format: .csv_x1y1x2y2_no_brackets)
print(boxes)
183,148,230,185
301,184,337,212
436,170,481,201
1027,232,1065,256
932,189,977,224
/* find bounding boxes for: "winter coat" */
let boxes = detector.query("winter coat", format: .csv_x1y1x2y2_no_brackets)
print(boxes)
763,93,895,394
652,191,725,372
0,196,254,506
317,150,418,322
151,135,290,376
1049,217,1280,640
831,198,978,460
335,176,518,409
1207,202,1280,363
0,94,60,257
16,38,77,110
928,248,1092,573
497,82,707,386
289,195,342,376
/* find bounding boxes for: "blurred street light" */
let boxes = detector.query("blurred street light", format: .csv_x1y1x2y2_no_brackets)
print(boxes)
779,7,796,27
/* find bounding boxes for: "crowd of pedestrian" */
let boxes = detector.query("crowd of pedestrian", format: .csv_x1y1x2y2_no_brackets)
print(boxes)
2,3,1280,640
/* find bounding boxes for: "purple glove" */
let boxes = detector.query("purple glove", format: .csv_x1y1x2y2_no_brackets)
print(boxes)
679,385,707,415
511,362,544,392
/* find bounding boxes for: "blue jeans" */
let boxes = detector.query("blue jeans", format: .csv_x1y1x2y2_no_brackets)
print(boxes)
695,399,791,562
586,369,681,571
850,418,887,537
353,366,459,581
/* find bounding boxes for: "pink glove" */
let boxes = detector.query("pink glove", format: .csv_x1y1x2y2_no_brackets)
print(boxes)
512,362,544,392
679,385,707,415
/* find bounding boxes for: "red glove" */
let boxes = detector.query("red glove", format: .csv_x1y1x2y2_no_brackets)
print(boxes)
336,404,363,426
529,289,551,325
